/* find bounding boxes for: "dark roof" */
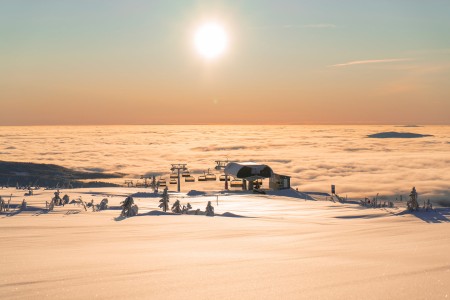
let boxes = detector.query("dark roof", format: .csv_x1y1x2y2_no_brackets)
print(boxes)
224,162,273,179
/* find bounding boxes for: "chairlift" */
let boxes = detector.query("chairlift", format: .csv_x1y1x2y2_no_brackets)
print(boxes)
206,173,217,181
182,170,190,177
205,169,217,181
158,178,167,186
198,175,207,182
170,172,178,179
230,179,243,187
219,174,227,181
170,179,177,185
185,176,195,182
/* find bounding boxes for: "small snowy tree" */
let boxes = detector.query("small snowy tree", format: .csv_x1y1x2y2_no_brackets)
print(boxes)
182,203,192,214
62,194,70,205
99,198,108,210
129,204,139,216
407,187,419,211
172,199,182,214
159,187,170,212
205,201,214,217
425,199,433,211
48,198,55,211
0,197,5,213
54,190,62,206
121,196,135,217
21,199,27,210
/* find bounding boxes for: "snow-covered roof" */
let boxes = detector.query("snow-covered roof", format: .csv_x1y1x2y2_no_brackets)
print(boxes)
224,162,273,179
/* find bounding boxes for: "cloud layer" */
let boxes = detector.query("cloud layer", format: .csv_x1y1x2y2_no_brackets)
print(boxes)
0,125,448,200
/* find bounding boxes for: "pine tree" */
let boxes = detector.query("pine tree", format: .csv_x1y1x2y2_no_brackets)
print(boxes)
159,187,170,212
205,201,214,217
172,199,182,214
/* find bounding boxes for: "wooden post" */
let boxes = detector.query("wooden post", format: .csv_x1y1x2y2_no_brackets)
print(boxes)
177,168,181,193
225,174,228,190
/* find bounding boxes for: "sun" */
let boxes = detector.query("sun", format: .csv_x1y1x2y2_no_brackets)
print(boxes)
194,22,228,59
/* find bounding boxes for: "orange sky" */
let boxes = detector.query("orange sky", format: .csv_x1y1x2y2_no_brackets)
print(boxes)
1,1,449,125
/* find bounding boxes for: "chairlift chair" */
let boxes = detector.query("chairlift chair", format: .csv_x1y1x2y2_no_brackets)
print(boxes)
185,176,195,182
205,169,216,181
170,172,178,179
230,179,243,187
158,178,167,187
182,170,190,177
198,175,207,182
206,173,217,181
170,179,177,185
219,174,227,181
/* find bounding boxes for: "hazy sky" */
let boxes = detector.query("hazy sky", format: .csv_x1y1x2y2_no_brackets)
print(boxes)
1,0,450,125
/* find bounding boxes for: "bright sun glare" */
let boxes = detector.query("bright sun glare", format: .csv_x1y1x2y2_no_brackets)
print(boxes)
194,22,228,59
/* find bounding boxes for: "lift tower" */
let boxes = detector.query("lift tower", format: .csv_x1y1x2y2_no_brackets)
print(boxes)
215,159,230,190
170,164,188,193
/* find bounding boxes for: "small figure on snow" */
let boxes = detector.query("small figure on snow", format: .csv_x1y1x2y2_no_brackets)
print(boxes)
205,201,214,217
159,187,169,212
172,199,182,214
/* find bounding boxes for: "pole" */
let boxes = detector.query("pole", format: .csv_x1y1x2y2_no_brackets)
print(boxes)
225,174,228,190
177,169,181,193
171,164,187,193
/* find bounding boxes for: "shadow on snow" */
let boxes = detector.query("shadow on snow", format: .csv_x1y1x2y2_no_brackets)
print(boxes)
393,208,450,223
114,210,252,221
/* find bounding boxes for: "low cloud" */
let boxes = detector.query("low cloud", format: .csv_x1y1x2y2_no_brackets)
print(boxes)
331,58,414,68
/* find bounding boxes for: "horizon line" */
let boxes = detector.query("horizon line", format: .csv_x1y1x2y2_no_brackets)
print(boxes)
1,123,449,127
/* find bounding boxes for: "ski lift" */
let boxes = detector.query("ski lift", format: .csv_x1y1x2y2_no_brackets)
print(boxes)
185,176,195,182
206,173,217,181
158,178,167,186
219,174,227,181
230,179,243,187
170,179,177,185
205,169,217,181
198,175,206,182
182,170,190,177
170,172,178,179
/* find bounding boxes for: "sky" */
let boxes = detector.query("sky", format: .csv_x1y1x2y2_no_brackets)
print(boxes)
1,0,450,125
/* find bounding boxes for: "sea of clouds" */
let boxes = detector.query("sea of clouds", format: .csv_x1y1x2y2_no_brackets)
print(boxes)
0,125,448,200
